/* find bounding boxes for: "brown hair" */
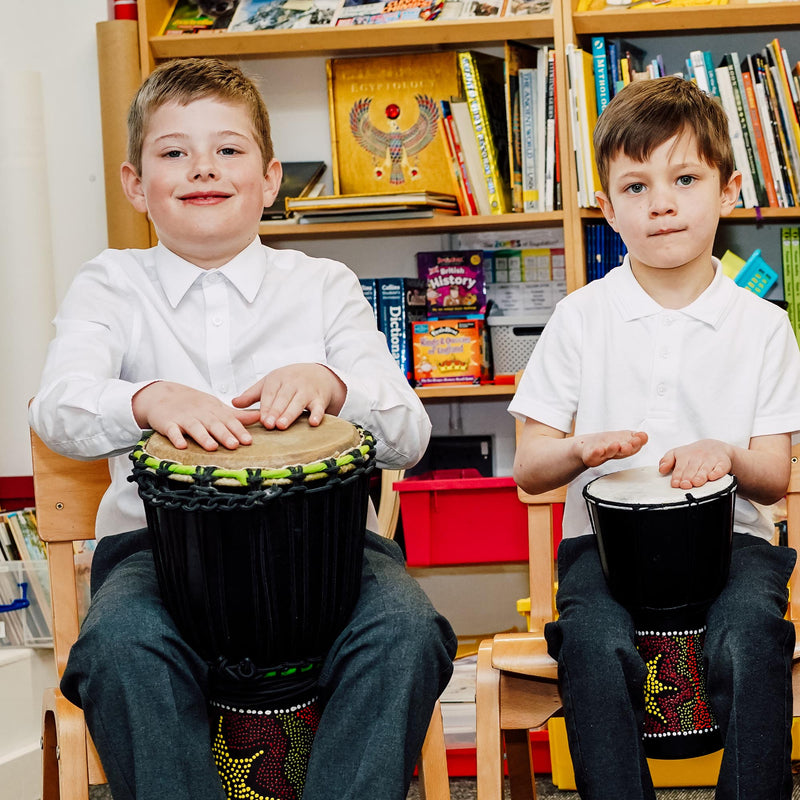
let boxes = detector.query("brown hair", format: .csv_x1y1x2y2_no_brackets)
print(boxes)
593,76,734,194
126,57,273,176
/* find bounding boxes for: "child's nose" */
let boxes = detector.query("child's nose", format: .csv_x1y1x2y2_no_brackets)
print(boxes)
189,153,217,180
648,187,676,216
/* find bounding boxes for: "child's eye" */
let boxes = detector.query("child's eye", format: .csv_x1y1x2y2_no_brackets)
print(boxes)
163,150,184,159
677,175,696,186
625,183,645,195
219,147,239,156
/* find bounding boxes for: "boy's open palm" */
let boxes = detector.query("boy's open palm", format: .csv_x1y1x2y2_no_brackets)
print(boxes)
574,430,649,468
132,381,261,452
233,363,347,431
659,439,732,489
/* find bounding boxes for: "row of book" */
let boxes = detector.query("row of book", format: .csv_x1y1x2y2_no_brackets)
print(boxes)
163,0,552,34
571,37,800,209
0,508,52,648
328,47,561,218
782,227,800,348
584,221,627,283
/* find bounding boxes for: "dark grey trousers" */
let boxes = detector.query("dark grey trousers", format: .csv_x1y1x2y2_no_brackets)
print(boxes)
61,529,457,800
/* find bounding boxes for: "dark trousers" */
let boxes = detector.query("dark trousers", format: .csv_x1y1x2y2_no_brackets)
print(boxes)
545,533,796,800
61,529,457,800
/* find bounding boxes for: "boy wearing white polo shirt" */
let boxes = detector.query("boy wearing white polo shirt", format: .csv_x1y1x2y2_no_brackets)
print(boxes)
511,76,800,799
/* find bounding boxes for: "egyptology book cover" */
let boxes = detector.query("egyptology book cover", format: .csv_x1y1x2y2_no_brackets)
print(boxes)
327,51,465,197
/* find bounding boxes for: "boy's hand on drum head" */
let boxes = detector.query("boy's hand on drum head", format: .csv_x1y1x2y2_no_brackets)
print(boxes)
132,381,261,451
233,363,347,430
658,439,732,490
574,430,649,468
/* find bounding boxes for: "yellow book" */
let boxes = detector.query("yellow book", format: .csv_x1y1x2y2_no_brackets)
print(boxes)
326,51,464,198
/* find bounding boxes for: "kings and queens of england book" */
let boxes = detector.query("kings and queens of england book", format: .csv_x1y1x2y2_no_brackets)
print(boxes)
327,52,470,198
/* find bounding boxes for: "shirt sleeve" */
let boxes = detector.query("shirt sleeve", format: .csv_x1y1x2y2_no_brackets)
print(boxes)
318,263,431,469
28,258,152,460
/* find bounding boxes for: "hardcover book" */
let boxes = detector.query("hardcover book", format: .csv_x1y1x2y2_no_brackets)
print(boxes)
333,0,445,24
161,0,235,32
262,160,326,220
229,0,338,29
327,52,467,198
376,277,427,382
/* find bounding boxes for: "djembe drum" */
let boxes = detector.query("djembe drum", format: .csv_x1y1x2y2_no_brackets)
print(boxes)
583,466,736,759
129,414,376,799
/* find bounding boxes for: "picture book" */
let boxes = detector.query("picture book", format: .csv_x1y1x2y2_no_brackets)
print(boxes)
229,0,338,29
327,51,466,198
332,0,445,25
412,319,487,385
286,190,458,212
416,250,486,318
161,0,235,32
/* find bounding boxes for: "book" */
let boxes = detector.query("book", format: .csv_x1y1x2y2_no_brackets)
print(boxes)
412,318,487,385
715,65,759,208
543,48,558,212
764,40,800,200
285,190,458,213
229,0,338,29
261,161,327,220
376,277,426,383
440,100,479,215
359,278,378,321
332,0,444,25
437,115,470,216
297,207,455,223
783,227,800,345
518,67,539,213
449,98,493,215
416,249,486,319
504,43,538,213
506,0,553,13
160,0,235,32
459,0,507,15
327,51,466,198
457,50,512,215
592,37,611,116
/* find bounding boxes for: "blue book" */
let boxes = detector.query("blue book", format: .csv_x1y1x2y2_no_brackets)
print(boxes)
592,37,610,116
376,278,413,382
607,41,620,96
359,278,378,321
703,51,720,98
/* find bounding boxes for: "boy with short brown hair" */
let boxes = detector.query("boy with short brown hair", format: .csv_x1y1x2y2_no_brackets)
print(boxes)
511,76,800,798
30,57,456,800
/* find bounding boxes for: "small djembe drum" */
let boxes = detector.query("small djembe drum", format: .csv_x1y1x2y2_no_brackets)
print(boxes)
129,414,376,799
583,466,736,759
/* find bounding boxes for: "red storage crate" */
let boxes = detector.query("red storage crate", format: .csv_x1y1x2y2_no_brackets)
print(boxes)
393,469,528,566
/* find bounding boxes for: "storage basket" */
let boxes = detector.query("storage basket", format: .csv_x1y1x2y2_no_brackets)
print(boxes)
487,315,549,376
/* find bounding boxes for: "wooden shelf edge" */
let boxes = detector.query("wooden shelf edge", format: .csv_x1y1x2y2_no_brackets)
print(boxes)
571,2,800,35
259,211,564,240
150,16,556,60
415,383,515,399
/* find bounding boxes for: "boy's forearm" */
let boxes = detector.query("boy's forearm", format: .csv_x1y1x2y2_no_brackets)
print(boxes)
728,435,791,506
513,427,584,496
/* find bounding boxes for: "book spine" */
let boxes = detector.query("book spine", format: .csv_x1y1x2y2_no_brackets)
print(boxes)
740,64,778,207
565,44,586,209
458,51,509,215
438,117,469,216
782,227,797,342
690,50,711,94
518,68,539,213
359,278,379,322
751,56,789,207
761,53,799,206
715,66,759,208
766,41,800,197
546,48,558,212
703,51,720,98
591,37,610,117
792,227,800,348
376,278,413,382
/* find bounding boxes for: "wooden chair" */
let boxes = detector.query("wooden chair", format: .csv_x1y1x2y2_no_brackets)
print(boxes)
31,430,448,800
476,443,800,800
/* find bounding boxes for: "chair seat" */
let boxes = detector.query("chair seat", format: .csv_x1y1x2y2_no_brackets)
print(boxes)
490,633,558,680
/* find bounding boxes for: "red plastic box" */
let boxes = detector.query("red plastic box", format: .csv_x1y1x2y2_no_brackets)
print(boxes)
393,469,528,566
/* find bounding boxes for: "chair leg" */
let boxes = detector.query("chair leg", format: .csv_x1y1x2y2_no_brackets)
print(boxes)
476,639,504,800
42,687,91,800
417,699,451,800
504,728,537,800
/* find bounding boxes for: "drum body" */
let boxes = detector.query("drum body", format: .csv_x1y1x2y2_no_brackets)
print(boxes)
129,415,376,799
583,467,736,759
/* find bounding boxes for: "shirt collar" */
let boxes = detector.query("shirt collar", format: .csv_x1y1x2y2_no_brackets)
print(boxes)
608,255,734,329
155,236,266,307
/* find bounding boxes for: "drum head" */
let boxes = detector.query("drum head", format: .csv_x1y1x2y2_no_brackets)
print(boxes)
144,414,362,470
584,466,735,508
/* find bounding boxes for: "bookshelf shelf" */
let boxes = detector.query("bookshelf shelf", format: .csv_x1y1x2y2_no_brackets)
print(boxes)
259,211,565,240
415,383,515,399
149,17,557,60
571,2,800,36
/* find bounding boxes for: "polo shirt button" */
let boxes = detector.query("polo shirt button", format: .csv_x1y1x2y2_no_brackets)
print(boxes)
657,383,667,396
212,316,223,327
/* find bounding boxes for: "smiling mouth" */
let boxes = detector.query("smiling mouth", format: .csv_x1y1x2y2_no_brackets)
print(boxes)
651,228,684,236
180,192,232,203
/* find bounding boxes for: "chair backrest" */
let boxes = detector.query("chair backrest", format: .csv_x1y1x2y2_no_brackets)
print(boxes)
30,429,110,678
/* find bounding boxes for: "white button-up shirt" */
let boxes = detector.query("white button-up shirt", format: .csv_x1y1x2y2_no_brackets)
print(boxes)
510,257,800,540
30,237,430,538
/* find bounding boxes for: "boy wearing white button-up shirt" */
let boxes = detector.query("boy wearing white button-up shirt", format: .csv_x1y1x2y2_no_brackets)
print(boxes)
29,57,456,800
511,77,800,799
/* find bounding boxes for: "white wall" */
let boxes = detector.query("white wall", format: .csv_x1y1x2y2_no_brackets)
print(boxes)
0,0,110,476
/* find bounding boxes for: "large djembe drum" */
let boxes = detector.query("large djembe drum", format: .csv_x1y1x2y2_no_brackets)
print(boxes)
129,414,376,799
583,466,736,759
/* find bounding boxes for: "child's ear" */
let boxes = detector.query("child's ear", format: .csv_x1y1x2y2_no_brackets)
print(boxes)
262,159,283,208
720,170,742,217
120,162,148,214
595,191,618,231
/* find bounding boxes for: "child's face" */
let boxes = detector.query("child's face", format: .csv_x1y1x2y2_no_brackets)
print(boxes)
596,131,740,286
121,97,281,269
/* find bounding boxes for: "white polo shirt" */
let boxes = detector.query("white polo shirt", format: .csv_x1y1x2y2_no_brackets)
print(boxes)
509,257,800,541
